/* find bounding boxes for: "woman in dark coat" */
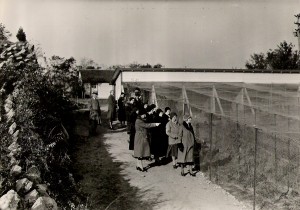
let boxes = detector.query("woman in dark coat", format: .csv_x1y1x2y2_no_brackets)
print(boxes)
134,109,160,172
178,115,196,176
118,92,126,126
128,107,139,151
126,97,135,132
151,109,169,165
107,90,116,129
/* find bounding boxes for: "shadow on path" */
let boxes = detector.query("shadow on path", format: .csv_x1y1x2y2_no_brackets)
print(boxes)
71,110,161,210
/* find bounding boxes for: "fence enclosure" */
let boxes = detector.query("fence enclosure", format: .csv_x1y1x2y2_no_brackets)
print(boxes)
125,82,300,210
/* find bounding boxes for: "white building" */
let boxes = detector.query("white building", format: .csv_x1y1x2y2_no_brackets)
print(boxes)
111,68,300,100
79,69,114,99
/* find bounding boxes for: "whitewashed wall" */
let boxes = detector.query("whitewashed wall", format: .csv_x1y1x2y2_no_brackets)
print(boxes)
97,83,113,99
121,72,300,84
115,74,122,100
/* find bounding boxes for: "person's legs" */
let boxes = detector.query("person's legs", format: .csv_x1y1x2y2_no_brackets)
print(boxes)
93,120,97,134
172,156,177,168
181,164,185,176
136,159,146,171
89,119,97,135
188,165,196,176
109,120,113,129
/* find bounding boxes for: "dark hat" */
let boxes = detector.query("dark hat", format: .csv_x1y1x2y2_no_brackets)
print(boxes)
156,108,163,114
92,91,98,95
170,112,177,119
150,104,156,109
146,106,153,113
165,107,171,112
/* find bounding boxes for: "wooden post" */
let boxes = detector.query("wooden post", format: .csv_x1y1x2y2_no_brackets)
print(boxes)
253,127,258,210
211,87,216,114
213,85,224,115
182,85,193,116
209,113,213,181
244,87,255,115
274,114,278,187
151,84,158,107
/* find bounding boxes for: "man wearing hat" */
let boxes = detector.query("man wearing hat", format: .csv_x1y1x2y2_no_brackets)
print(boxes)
89,91,101,135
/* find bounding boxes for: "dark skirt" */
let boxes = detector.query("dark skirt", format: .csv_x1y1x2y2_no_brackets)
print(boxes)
166,144,178,158
129,131,135,150
118,108,126,122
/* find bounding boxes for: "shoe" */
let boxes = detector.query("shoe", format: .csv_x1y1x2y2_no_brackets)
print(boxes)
136,167,147,172
173,165,178,169
181,171,186,176
154,161,161,166
189,172,196,177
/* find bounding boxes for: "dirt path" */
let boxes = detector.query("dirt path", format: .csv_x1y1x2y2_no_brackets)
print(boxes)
104,128,252,210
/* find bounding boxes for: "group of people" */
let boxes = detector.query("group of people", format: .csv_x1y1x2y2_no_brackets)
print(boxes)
88,88,199,177
125,88,198,177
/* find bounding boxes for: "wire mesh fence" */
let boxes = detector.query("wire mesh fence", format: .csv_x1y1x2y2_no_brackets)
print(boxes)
125,82,300,209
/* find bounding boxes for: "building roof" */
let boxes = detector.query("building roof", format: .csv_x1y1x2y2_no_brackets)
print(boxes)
111,68,300,84
80,69,114,84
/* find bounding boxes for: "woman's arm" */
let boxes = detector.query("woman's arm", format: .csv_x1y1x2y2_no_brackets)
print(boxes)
166,122,177,139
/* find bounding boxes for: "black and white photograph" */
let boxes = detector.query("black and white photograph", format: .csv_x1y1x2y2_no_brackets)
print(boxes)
0,0,300,209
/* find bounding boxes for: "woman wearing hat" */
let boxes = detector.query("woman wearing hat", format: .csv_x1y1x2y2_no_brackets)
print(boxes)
118,92,126,126
178,115,196,176
107,90,116,129
134,109,160,172
166,112,182,169
151,108,169,165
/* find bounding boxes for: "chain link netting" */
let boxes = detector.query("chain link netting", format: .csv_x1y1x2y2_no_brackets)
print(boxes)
125,82,300,209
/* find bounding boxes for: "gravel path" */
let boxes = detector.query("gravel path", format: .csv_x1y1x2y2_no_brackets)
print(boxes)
103,128,252,210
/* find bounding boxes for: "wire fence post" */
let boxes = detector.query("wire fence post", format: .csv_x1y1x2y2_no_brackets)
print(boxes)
253,127,258,210
274,114,278,188
288,138,291,192
236,102,240,179
209,112,213,181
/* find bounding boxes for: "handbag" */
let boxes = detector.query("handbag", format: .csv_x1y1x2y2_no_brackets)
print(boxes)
177,143,184,152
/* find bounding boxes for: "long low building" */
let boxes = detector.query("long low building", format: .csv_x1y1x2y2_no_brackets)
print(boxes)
111,68,300,100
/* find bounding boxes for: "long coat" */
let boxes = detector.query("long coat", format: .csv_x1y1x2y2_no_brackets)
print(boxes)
128,110,138,150
134,117,157,158
166,121,181,145
89,98,101,121
107,94,116,121
150,115,168,157
118,96,126,121
177,121,195,164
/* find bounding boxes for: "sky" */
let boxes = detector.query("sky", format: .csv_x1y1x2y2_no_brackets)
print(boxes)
0,0,299,69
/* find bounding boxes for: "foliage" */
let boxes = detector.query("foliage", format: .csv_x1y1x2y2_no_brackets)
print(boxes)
16,27,26,42
245,53,267,69
128,62,163,68
79,57,100,69
0,23,11,42
153,63,163,68
0,24,84,208
46,55,83,97
246,41,300,70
